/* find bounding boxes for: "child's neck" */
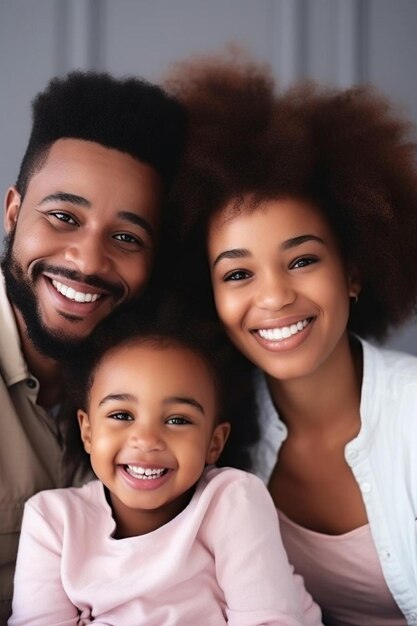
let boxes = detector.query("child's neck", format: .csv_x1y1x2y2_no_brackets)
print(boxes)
107,485,196,539
266,333,362,443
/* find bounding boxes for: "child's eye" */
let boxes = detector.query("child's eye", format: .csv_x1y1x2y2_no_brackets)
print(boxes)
108,412,133,421
50,211,78,226
290,256,318,270
224,269,252,282
166,416,191,425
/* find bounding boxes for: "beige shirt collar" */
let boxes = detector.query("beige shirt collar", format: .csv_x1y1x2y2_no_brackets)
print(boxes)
0,268,30,386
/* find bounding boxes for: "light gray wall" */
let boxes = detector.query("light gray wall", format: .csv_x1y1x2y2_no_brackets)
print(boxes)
1,0,416,353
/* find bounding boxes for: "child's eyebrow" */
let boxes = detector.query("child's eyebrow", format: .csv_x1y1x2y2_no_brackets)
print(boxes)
98,393,136,406
163,396,205,415
97,393,205,415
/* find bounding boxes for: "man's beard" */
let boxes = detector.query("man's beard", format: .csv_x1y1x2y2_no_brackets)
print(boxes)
2,232,91,361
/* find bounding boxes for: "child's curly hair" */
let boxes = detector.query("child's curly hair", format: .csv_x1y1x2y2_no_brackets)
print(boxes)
166,54,417,340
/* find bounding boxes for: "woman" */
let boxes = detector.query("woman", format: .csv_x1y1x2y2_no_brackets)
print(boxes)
165,56,417,625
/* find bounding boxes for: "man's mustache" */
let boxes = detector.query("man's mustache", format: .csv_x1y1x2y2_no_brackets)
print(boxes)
32,262,125,301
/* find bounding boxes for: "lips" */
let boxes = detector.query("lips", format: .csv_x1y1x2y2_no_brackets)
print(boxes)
251,316,315,352
51,279,102,303
255,317,313,341
37,261,125,303
125,465,168,480
118,464,173,491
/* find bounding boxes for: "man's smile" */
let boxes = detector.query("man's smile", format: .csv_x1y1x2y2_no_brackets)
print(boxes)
51,279,102,303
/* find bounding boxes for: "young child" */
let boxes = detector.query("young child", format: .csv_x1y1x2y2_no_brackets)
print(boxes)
9,317,322,625
165,56,417,624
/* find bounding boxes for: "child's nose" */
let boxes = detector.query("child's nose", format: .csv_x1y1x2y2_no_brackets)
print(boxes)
129,423,165,452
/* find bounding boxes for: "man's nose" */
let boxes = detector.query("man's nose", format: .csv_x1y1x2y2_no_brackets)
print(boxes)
64,231,112,277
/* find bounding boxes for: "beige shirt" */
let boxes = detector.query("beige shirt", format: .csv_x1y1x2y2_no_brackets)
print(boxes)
0,270,92,624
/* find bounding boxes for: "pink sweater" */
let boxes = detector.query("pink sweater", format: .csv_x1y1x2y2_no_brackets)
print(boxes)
10,467,322,625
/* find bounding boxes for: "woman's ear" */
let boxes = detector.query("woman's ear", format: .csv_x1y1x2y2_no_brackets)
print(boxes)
348,265,362,301
77,409,92,454
206,422,231,465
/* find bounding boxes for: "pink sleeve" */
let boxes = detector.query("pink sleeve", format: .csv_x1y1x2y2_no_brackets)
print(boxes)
206,473,323,626
9,498,79,626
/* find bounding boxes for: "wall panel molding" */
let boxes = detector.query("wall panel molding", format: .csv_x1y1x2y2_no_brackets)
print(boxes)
54,0,106,75
336,0,370,87
270,0,308,87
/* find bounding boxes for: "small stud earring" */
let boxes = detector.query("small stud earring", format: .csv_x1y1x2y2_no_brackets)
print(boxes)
350,293,359,304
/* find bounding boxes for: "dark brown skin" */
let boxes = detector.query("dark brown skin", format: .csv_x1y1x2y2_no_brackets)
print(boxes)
268,337,366,535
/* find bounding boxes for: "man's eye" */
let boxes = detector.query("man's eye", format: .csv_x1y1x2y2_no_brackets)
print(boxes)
51,212,77,225
224,269,251,282
290,256,318,270
113,233,144,246
108,412,133,421
166,416,191,425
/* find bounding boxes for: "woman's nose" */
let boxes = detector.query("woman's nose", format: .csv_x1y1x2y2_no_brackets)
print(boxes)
254,271,296,311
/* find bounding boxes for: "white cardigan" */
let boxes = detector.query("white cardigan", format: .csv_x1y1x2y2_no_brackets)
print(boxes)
251,338,417,625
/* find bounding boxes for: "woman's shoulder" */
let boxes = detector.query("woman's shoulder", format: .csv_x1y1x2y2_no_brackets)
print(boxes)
362,338,417,391
360,338,417,437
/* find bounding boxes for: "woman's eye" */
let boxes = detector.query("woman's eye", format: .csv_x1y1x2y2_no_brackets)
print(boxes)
108,412,133,421
51,212,77,225
290,256,318,270
224,269,251,282
166,416,191,425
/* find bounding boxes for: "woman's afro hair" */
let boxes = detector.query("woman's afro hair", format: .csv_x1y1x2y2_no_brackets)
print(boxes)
166,53,417,340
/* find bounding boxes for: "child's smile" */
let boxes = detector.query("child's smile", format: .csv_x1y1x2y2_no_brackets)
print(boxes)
78,341,229,537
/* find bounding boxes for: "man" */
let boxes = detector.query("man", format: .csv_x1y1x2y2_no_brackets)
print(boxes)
0,70,186,621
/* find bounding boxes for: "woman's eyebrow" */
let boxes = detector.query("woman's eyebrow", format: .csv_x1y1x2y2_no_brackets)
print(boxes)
280,234,325,251
212,248,250,268
212,234,325,268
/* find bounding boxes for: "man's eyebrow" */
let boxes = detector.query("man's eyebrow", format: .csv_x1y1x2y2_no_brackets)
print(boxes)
212,248,250,268
280,234,325,251
38,194,154,241
163,396,205,415
118,210,154,241
39,192,91,207
98,393,136,407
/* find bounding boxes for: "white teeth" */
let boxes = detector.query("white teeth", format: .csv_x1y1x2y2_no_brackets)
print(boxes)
258,318,310,342
52,279,101,303
126,465,166,480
